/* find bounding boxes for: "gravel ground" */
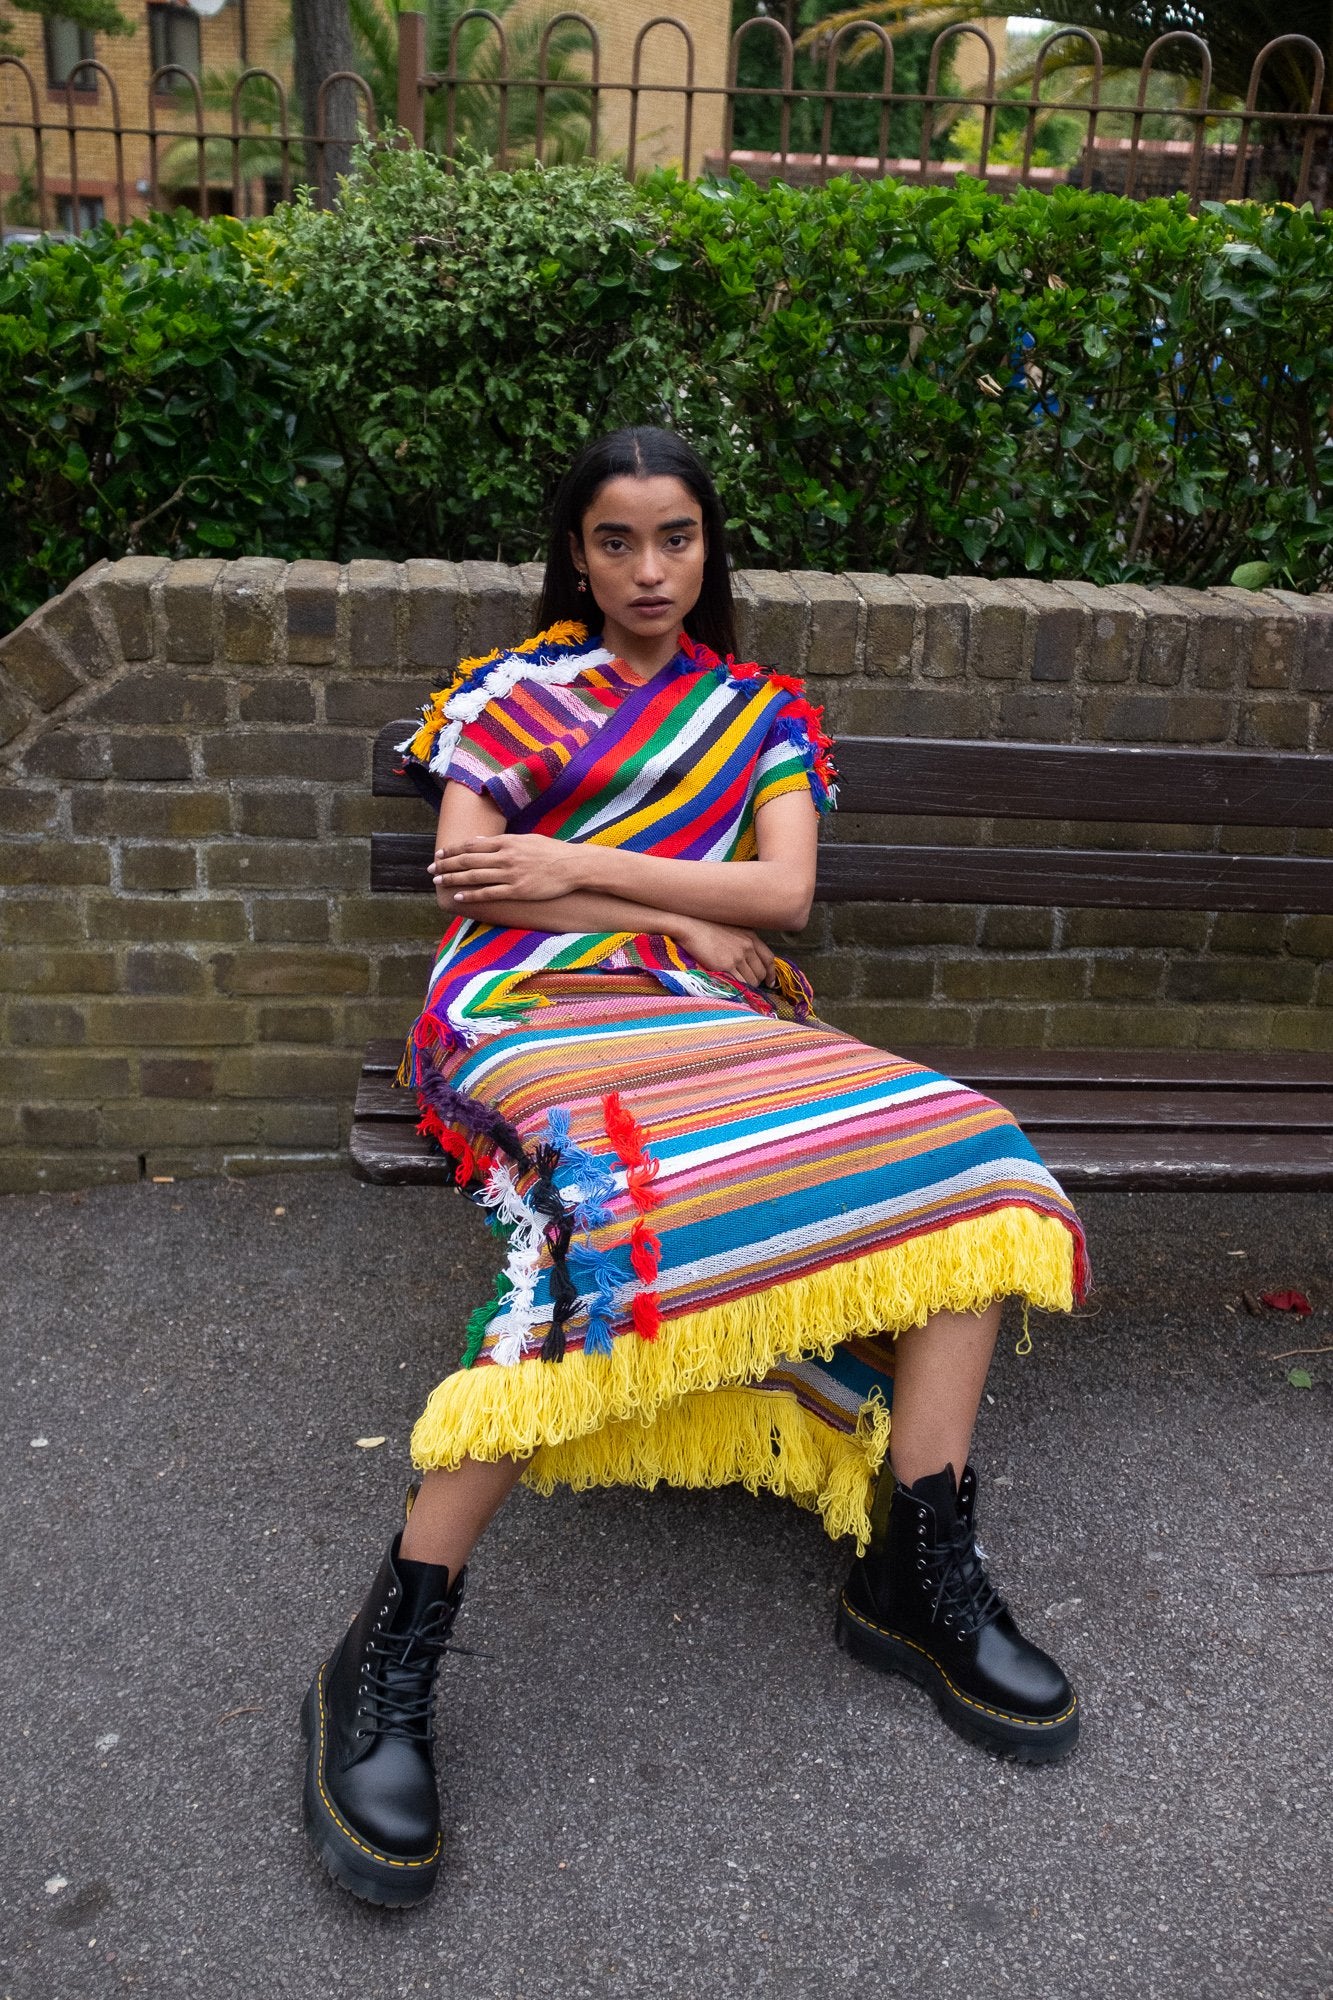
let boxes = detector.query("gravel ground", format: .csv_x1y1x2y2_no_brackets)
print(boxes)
1,1172,1330,2000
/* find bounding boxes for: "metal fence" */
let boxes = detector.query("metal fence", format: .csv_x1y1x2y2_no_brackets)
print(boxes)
1,12,1329,242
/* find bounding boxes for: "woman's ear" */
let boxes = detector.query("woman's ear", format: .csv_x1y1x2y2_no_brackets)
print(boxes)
567,529,584,576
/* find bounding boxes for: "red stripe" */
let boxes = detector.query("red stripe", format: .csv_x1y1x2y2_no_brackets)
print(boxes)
536,675,697,834
652,761,751,858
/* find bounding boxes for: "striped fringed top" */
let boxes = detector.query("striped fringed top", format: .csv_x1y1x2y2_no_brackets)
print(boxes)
397,622,838,1081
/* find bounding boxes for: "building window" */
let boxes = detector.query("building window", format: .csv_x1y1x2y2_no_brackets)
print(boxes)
149,4,202,91
56,193,105,233
44,17,96,91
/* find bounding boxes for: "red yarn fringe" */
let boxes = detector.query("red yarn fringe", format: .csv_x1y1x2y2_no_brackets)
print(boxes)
416,1106,477,1189
604,1088,664,1340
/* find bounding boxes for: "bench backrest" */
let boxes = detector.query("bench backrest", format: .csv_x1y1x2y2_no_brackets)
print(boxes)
370,725,1333,916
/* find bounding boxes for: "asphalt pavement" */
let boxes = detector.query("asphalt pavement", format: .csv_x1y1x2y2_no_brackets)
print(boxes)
2,1171,1330,2000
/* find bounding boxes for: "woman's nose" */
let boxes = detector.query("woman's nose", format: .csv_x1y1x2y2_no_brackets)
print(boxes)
633,546,666,585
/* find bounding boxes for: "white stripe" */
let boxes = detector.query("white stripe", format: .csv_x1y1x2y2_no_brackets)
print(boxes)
425,923,575,1006
396,643,615,776
649,1077,964,1183
455,1009,737,1088
568,680,752,840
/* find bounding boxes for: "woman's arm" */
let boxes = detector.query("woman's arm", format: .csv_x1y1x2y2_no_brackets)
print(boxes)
427,781,785,991
432,788,820,933
428,782,708,937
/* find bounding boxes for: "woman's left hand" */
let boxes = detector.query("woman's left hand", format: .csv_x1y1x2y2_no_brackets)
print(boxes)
430,833,585,905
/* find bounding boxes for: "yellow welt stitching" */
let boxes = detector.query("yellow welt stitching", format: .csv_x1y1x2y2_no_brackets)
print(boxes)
313,1664,441,1870
839,1597,1079,1730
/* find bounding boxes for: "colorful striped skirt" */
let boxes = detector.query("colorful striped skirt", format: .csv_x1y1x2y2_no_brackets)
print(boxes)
409,972,1087,1549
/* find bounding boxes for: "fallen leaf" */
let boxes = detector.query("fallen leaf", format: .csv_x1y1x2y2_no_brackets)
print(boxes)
1242,1292,1262,1315
1287,1368,1313,1389
355,1435,387,1449
1261,1290,1312,1315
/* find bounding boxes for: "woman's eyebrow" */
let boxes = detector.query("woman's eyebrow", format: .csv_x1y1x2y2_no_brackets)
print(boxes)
591,515,699,534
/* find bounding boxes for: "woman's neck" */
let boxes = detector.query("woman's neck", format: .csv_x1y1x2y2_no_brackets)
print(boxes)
599,618,682,682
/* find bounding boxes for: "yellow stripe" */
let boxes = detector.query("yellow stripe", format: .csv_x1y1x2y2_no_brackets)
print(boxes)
585,690,774,848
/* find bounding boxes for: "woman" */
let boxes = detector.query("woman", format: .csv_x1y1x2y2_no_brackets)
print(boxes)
301,428,1088,1906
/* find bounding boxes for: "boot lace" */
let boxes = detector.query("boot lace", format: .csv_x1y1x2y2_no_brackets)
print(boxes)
358,1601,473,1744
922,1516,1006,1640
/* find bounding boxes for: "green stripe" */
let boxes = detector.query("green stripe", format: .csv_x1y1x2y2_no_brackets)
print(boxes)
553,674,720,842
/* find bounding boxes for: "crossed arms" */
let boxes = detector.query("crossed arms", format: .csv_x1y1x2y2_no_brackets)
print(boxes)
428,780,819,990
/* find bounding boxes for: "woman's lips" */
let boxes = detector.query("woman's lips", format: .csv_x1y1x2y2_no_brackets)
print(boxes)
629,598,671,612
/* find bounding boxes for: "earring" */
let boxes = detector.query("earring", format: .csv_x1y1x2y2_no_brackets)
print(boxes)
575,572,588,593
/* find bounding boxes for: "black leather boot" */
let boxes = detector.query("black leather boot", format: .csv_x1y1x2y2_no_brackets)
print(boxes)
836,1463,1079,1762
301,1528,465,1905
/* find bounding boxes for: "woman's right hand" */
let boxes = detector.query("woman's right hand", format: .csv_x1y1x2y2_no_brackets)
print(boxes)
675,918,777,991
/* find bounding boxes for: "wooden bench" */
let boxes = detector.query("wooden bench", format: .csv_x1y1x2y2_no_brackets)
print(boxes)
351,722,1333,1191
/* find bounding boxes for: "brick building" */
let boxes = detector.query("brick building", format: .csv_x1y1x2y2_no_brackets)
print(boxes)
0,0,739,229
2,0,294,230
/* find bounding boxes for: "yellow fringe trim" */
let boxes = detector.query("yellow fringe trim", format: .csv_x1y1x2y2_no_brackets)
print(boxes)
529,1383,894,1551
409,1206,1077,1546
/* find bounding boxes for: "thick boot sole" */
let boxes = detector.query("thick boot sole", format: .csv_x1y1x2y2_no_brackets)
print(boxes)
835,1595,1079,1765
300,1668,441,1907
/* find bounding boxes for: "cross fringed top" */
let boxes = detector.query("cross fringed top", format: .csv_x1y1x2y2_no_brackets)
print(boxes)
396,621,840,1084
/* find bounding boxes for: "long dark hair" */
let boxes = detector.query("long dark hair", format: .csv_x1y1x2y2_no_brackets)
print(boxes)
538,427,738,658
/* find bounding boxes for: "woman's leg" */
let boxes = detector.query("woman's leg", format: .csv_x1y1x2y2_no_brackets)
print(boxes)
886,1301,1000,1487
398,1454,528,1575
836,1297,1078,1761
302,1453,526,1906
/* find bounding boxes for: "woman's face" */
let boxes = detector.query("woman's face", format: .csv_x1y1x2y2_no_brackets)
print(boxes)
571,474,707,653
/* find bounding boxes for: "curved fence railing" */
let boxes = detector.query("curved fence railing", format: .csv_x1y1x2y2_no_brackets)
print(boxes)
0,17,1328,240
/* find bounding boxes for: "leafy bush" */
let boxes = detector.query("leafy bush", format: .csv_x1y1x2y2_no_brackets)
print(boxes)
0,211,315,627
276,152,1333,589
4,153,1333,631
267,144,675,564
651,173,1333,586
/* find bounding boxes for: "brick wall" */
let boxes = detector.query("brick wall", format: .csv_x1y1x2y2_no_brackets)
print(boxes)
1,557,1330,1194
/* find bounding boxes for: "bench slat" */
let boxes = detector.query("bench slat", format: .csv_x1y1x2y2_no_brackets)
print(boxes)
354,1068,1333,1132
832,737,1333,826
373,723,1333,829
1033,1130,1333,1190
350,1120,455,1186
816,844,1333,913
370,829,1333,914
349,1113,1333,1190
359,1038,1333,1091
999,1088,1333,1131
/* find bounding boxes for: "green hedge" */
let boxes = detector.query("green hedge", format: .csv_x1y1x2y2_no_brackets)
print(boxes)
4,147,1332,631
0,212,318,626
